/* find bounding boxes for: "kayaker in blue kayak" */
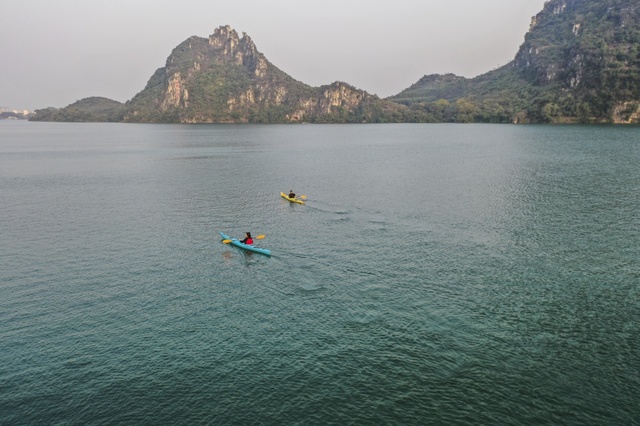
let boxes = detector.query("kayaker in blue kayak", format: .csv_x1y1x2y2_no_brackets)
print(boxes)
239,232,253,245
288,190,296,198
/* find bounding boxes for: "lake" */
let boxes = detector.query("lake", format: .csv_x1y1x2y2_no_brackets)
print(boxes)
1,121,639,424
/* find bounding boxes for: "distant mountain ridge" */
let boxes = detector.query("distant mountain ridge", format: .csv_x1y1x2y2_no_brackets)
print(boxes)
32,97,125,122
32,0,640,124
33,26,419,124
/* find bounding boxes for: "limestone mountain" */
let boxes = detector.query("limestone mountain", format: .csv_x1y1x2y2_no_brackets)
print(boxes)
129,26,421,123
33,26,420,124
390,0,640,123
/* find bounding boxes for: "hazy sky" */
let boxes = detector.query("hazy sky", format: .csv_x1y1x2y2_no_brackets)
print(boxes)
1,0,547,110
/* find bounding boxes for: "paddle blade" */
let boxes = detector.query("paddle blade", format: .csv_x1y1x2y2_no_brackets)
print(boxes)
222,239,232,244
256,235,266,239
300,195,307,199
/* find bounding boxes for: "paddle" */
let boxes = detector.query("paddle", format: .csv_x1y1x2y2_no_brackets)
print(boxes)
222,235,265,244
300,195,307,199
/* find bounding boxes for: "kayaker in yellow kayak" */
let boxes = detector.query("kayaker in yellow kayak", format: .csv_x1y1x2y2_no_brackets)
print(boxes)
288,190,296,199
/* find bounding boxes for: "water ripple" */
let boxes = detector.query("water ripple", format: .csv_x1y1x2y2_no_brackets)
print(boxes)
1,123,639,424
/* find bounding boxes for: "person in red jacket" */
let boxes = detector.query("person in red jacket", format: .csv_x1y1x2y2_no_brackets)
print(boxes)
239,232,253,245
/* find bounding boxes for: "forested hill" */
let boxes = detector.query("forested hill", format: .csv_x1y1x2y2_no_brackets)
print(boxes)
32,26,421,124
389,0,640,123
30,97,125,122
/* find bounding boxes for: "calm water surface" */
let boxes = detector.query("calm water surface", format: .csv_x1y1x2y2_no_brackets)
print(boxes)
1,122,639,424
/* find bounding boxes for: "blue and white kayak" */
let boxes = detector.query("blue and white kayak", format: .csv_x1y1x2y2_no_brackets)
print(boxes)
219,232,271,256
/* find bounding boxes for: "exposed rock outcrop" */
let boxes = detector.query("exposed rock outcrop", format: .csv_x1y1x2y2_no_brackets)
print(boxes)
390,0,640,123
123,25,418,123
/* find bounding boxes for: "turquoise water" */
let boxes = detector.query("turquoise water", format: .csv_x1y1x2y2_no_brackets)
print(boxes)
1,121,639,424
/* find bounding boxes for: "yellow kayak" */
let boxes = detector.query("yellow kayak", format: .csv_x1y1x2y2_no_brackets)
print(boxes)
281,192,305,204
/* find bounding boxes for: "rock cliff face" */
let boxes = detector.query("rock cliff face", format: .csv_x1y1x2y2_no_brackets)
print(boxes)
391,0,640,123
511,0,640,122
514,0,640,86
124,26,416,123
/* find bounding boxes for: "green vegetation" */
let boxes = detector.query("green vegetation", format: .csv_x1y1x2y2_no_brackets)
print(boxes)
31,97,125,122
187,65,253,121
390,0,640,123
30,1,640,124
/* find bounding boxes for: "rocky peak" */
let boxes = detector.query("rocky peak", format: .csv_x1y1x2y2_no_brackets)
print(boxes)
208,25,240,51
207,25,265,76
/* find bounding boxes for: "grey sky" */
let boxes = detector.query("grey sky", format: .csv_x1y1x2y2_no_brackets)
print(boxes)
1,0,547,110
